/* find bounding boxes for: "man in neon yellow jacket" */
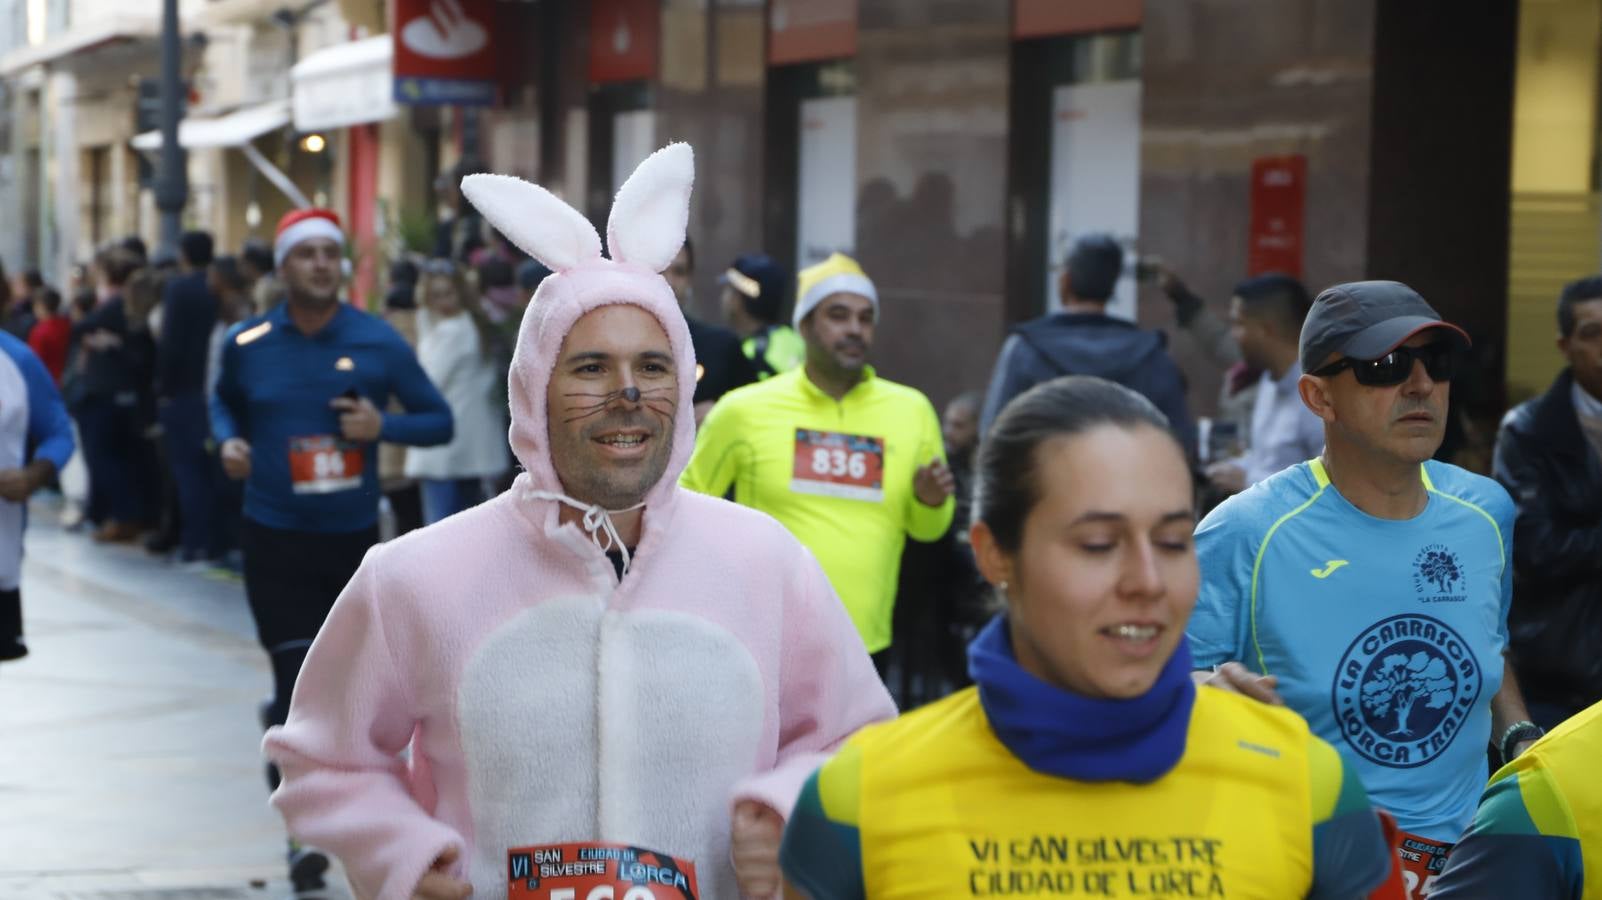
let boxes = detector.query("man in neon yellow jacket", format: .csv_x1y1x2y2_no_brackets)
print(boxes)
684,253,955,661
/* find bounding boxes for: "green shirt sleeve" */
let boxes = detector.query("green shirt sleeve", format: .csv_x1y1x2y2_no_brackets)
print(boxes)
1431,768,1583,899
779,744,866,900
1306,735,1392,899
904,395,954,543
680,398,746,498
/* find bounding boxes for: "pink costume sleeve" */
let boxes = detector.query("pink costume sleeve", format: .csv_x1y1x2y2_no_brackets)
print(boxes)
732,550,897,819
262,555,465,900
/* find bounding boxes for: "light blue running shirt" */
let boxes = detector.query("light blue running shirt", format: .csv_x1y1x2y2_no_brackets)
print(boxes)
1189,458,1514,842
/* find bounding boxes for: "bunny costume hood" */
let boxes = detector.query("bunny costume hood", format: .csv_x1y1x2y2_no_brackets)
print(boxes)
264,144,894,900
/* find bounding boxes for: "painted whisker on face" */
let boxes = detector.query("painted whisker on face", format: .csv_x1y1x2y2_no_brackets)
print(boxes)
561,387,675,424
642,400,677,424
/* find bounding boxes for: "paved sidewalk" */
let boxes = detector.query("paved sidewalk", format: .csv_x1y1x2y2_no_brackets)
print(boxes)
0,506,351,900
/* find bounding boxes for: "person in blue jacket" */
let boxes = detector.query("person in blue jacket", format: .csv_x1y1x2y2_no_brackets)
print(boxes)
0,331,74,662
211,208,451,893
980,233,1196,459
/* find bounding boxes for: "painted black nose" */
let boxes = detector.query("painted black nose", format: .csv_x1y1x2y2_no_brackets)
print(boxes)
622,386,641,403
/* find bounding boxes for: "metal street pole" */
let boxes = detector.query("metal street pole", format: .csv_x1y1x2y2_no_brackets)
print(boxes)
155,0,186,256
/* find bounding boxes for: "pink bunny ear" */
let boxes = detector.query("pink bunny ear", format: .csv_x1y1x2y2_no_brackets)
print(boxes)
605,143,694,273
459,173,602,272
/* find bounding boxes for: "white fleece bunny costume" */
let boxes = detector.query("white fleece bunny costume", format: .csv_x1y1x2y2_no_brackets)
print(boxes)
263,144,895,900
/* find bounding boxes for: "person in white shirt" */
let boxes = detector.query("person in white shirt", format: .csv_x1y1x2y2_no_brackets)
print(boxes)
404,259,510,524
1205,274,1324,494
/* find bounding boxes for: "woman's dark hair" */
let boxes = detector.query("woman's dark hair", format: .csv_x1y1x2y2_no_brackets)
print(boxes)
35,287,62,314
974,376,1179,554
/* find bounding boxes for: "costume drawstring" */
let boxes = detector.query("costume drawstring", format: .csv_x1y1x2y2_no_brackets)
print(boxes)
525,489,645,577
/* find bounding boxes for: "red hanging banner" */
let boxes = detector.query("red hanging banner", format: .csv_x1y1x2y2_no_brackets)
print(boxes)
1247,154,1307,278
769,0,857,66
589,0,660,84
392,0,498,106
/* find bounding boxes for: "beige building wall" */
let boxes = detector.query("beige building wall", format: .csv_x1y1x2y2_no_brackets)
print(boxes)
1505,0,1602,402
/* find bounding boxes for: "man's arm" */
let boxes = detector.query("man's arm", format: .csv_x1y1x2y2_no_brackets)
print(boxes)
731,546,895,819
1306,737,1395,899
779,748,867,900
680,399,746,498
1432,768,1583,899
1492,420,1602,582
979,335,1030,435
209,332,244,444
1491,658,1539,762
1156,269,1242,370
905,397,955,543
264,554,466,900
1146,350,1198,462
1187,501,1286,703
378,338,454,447
18,341,74,473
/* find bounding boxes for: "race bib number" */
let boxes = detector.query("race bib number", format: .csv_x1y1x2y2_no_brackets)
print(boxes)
508,842,699,900
1369,829,1451,900
791,429,885,502
288,435,364,495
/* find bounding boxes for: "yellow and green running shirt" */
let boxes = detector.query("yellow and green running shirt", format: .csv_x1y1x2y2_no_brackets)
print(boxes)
1188,458,1514,843
1432,700,1602,899
780,685,1392,899
682,366,953,652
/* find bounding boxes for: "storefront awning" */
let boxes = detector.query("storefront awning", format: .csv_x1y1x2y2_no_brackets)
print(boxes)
291,35,397,132
130,99,309,209
129,99,291,151
0,17,156,77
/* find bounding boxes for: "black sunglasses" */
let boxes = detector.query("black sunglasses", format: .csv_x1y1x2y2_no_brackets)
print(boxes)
1310,341,1458,386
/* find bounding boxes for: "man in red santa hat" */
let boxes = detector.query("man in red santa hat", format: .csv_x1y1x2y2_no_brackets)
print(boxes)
210,207,453,893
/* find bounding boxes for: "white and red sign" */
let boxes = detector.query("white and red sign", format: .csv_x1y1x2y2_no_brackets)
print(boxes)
393,0,497,106
1247,154,1307,278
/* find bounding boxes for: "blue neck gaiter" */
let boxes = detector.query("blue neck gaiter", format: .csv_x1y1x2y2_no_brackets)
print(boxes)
967,614,1196,783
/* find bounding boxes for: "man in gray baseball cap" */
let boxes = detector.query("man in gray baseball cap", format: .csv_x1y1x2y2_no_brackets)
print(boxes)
1187,279,1539,884
1298,280,1470,376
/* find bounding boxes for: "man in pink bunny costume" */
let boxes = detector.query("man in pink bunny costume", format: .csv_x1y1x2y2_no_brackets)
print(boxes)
263,144,894,900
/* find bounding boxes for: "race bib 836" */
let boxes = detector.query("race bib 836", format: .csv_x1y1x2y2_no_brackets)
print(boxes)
790,429,885,502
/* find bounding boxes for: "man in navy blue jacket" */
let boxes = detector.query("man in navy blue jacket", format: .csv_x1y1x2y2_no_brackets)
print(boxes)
158,230,220,563
980,233,1196,459
211,208,451,892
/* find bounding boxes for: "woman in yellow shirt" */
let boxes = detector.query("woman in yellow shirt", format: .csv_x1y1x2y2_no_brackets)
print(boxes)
779,376,1396,899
